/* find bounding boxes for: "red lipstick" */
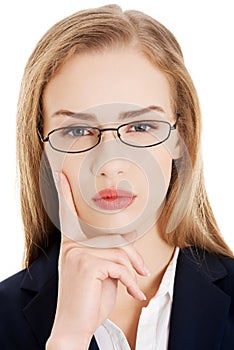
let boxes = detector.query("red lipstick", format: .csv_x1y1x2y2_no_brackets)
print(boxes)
92,188,136,210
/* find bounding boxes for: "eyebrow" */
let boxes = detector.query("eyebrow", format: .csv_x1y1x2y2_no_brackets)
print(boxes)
50,105,165,121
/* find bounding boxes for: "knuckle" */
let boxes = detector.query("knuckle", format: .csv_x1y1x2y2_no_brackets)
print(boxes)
113,264,128,280
116,251,129,265
76,252,95,272
60,245,91,268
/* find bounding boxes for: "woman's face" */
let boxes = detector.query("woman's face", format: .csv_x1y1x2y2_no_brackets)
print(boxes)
42,47,179,245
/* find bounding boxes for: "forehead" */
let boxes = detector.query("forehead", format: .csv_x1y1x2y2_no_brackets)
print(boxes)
43,47,173,120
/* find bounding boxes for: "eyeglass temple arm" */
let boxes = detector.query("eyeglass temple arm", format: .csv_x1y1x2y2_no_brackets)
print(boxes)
37,120,49,143
37,105,50,142
172,113,180,129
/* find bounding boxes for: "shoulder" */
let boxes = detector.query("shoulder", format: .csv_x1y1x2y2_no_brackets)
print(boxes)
0,238,60,306
0,268,28,310
0,269,42,349
212,253,234,295
180,246,234,269
170,247,234,348
0,240,60,350
179,246,234,297
217,253,234,273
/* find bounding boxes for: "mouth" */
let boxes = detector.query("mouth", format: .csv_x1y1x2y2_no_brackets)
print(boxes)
92,188,136,210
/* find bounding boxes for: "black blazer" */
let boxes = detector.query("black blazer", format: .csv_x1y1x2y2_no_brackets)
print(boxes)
0,238,234,350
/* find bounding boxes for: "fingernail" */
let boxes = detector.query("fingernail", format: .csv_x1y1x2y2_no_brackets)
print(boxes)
53,171,60,185
142,264,151,276
139,290,147,301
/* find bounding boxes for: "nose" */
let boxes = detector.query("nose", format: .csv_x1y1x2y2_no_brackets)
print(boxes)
97,158,127,178
90,129,130,177
99,127,119,143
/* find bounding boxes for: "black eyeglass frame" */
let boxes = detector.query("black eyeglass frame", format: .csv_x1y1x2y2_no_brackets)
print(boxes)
37,118,178,154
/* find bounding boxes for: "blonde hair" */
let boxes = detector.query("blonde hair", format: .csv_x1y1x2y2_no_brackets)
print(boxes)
16,4,233,267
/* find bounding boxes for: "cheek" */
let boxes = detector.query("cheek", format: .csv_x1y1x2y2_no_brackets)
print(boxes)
62,157,83,197
45,145,84,200
61,155,96,217
149,146,173,189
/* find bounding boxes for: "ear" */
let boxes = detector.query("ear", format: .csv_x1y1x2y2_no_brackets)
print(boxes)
171,138,182,159
165,133,182,160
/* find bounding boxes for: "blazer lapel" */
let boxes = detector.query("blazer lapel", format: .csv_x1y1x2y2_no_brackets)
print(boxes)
168,248,231,350
20,239,59,348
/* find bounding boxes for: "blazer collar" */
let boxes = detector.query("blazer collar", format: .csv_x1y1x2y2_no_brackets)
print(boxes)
20,238,60,292
20,238,60,348
168,247,231,350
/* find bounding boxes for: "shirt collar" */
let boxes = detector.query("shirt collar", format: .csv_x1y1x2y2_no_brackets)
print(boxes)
154,247,180,300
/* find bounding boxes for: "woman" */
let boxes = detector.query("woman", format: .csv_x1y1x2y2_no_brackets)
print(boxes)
0,4,233,350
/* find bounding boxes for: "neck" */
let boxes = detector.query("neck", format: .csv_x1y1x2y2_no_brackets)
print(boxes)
133,225,175,299
108,225,175,329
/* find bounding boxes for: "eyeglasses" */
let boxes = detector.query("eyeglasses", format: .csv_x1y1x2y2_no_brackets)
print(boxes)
37,119,177,154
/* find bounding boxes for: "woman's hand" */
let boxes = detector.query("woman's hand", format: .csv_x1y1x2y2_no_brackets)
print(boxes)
46,172,149,350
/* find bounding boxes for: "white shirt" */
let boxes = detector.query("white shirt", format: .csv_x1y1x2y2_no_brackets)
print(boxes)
94,247,180,350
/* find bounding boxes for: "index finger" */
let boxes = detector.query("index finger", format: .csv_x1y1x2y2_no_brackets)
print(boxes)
53,171,87,243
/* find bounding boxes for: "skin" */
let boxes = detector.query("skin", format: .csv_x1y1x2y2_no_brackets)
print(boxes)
43,47,178,349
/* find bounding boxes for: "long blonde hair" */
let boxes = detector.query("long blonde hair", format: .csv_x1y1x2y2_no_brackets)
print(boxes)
16,4,233,267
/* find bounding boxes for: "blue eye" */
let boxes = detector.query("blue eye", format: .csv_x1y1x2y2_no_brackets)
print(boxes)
63,127,91,137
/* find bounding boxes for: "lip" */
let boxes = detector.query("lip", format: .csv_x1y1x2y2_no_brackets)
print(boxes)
92,188,136,210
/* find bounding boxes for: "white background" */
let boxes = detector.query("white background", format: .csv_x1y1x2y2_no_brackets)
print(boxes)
0,0,233,281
